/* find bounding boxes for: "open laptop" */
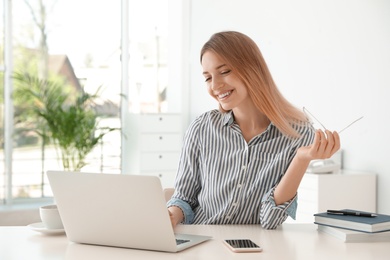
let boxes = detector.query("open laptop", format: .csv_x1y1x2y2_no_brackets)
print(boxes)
47,171,211,252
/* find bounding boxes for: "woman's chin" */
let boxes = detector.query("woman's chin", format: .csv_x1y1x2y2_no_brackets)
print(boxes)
219,104,233,111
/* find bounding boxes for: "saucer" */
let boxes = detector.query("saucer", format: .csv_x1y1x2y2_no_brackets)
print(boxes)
28,222,65,235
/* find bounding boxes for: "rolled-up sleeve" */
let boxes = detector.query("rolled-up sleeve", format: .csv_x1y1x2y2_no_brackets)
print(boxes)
167,198,195,224
260,187,297,229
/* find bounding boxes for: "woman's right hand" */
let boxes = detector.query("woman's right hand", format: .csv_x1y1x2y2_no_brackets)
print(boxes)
168,206,184,228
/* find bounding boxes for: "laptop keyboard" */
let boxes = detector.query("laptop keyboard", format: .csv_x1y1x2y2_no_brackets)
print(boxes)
176,239,190,245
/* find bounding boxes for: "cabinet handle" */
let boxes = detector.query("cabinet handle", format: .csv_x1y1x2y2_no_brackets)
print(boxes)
158,174,163,178
159,155,163,159
159,117,163,121
159,136,163,140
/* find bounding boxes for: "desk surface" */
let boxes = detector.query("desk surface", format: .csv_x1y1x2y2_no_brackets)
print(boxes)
1,224,389,260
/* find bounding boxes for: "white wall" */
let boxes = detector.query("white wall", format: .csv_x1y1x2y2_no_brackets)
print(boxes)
187,0,390,214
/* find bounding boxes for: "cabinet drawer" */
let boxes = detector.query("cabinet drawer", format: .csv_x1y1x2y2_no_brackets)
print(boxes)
140,152,180,171
139,114,181,133
140,134,182,151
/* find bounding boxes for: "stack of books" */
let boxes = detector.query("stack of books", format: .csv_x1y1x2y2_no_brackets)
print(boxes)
314,209,390,243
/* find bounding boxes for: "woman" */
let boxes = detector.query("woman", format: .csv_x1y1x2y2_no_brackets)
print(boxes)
167,31,340,229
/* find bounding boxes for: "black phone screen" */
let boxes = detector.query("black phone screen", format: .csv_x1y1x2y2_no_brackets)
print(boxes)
224,239,260,248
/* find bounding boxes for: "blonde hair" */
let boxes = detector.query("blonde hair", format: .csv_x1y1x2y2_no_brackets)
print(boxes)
200,31,307,138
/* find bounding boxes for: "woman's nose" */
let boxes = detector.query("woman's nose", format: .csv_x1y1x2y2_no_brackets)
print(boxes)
211,78,223,90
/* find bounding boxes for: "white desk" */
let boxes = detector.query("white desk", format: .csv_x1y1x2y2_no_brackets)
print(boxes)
1,224,388,260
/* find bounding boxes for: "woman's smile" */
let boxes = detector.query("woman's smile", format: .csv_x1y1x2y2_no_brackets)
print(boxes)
218,90,233,100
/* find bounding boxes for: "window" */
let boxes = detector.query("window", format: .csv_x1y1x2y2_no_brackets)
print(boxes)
1,0,181,205
128,0,169,113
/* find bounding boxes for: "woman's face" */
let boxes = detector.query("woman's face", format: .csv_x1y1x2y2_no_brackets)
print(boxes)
201,51,250,111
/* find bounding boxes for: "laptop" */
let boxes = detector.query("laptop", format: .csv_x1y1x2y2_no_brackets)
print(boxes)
47,171,211,252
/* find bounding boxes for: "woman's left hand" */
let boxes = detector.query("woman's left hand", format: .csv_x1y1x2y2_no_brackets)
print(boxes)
297,129,340,161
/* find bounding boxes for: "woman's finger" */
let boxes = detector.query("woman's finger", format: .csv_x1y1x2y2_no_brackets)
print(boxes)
331,131,341,154
323,130,335,156
317,130,327,154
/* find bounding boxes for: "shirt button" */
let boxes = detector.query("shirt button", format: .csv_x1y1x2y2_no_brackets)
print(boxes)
242,165,247,170
232,203,238,207
237,184,242,188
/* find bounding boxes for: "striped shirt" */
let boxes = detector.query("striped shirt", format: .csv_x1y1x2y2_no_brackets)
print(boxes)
167,109,315,229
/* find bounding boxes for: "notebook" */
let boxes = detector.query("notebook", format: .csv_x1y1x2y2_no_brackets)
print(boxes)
47,171,211,252
314,210,390,233
317,225,390,243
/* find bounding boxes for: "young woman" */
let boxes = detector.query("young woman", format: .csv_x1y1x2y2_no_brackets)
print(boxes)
167,31,340,229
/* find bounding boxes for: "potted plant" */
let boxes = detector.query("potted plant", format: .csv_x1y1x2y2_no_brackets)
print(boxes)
13,72,118,171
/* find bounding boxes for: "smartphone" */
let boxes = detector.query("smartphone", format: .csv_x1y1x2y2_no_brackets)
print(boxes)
223,239,263,253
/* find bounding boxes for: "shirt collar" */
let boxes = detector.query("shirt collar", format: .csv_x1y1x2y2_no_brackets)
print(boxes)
222,110,276,132
222,111,235,126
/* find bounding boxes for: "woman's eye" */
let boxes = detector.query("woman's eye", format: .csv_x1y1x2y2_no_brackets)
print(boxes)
221,70,231,75
204,77,211,82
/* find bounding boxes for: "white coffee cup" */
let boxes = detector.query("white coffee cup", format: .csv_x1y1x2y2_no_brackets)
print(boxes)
39,205,64,230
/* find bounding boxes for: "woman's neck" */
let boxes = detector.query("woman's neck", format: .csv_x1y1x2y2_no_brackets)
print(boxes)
232,106,270,142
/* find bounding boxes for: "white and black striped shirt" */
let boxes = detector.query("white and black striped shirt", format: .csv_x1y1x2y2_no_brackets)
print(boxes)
167,110,315,229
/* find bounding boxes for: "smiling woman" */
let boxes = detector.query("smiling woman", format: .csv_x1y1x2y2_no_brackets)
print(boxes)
167,31,340,229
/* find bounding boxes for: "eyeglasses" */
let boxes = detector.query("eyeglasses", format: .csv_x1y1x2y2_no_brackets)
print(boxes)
303,107,363,134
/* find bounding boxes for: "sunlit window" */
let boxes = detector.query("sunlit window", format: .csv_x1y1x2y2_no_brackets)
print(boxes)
1,0,172,203
128,0,169,113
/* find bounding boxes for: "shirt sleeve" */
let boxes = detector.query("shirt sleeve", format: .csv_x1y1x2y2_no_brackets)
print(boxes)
166,116,203,224
260,187,297,229
167,198,195,224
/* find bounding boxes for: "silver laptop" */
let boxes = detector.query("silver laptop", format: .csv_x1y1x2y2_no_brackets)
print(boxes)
47,171,211,252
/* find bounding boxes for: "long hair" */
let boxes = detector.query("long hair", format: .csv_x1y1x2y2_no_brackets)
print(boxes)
200,31,307,138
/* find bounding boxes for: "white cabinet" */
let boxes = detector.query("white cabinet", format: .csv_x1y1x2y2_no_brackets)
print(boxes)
123,114,182,188
287,170,377,223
